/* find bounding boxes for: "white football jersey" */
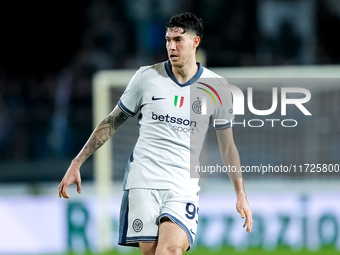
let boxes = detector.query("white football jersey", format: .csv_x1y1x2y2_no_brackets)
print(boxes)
118,60,234,197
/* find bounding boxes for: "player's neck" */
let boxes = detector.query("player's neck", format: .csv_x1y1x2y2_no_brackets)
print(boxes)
171,58,198,84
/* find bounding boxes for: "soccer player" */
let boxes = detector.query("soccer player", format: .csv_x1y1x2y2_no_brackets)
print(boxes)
58,12,252,255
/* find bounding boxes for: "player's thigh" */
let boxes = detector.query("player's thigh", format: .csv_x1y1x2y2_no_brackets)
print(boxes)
156,191,199,253
156,220,189,255
139,242,157,255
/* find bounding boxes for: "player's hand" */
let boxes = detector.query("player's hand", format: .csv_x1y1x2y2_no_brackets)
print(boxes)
58,160,82,199
236,193,253,233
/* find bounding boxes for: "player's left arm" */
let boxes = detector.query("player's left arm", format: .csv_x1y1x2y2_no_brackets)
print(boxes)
216,127,253,233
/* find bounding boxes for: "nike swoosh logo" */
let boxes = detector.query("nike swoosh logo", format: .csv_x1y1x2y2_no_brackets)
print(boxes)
190,229,196,235
152,96,166,101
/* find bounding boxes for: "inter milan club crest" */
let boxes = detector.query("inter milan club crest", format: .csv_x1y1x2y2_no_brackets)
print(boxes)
192,98,202,114
174,95,184,108
192,97,206,114
132,219,143,232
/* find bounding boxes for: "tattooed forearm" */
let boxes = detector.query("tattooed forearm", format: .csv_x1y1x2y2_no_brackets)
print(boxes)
73,105,129,164
79,124,111,162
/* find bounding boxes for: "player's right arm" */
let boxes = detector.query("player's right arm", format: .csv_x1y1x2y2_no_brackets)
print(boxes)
58,105,129,199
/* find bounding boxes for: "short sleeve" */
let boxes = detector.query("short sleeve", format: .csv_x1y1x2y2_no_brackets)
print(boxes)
213,85,235,130
118,68,143,117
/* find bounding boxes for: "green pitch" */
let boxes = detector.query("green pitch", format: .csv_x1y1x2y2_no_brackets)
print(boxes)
63,246,340,255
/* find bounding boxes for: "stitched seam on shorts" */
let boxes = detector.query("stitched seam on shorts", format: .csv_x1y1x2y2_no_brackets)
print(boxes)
126,236,158,243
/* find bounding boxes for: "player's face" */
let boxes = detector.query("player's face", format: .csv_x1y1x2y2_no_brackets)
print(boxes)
165,27,199,68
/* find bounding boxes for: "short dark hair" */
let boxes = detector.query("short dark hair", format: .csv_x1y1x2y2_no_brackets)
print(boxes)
165,12,204,40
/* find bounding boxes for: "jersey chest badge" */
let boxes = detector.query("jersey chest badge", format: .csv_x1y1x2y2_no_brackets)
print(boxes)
174,95,184,108
192,97,206,115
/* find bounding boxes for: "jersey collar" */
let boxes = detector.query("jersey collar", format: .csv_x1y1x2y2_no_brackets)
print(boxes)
165,60,203,87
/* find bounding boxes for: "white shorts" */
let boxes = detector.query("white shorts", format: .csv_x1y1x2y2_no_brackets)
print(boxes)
118,188,199,249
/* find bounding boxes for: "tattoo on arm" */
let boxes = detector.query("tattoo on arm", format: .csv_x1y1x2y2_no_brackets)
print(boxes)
74,105,129,164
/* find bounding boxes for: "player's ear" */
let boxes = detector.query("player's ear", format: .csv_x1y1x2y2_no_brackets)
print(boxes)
193,35,200,49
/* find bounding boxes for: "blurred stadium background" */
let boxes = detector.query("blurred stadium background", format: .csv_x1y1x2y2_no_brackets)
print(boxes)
0,0,340,254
